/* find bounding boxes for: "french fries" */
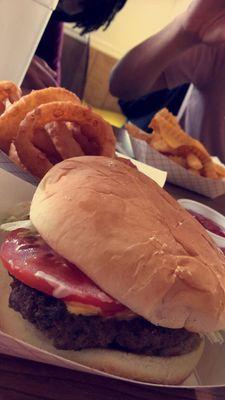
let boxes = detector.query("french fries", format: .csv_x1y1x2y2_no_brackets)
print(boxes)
124,123,151,144
186,153,203,171
126,108,224,180
168,155,186,168
150,131,173,153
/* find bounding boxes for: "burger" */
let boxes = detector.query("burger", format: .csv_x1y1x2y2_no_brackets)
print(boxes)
0,156,225,384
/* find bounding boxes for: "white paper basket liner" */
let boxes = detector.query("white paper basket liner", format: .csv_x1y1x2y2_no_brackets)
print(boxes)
0,157,225,389
0,312,224,388
0,150,38,186
0,149,167,188
115,152,167,187
130,137,225,199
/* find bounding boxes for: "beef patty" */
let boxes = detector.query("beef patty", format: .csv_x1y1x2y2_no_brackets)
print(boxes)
9,278,201,357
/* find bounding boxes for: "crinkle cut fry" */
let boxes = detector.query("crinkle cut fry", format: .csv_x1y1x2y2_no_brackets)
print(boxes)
0,87,80,153
150,132,174,153
152,114,192,149
125,123,151,143
15,101,116,179
213,162,225,177
186,153,203,171
202,160,218,179
149,108,180,130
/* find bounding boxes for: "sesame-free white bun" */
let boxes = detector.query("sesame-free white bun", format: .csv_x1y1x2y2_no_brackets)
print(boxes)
0,265,204,385
30,156,225,333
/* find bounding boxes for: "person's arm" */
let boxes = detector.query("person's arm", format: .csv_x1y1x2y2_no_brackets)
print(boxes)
110,16,198,100
22,56,58,94
110,0,225,100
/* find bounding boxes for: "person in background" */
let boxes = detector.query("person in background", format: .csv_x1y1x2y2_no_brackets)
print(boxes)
22,0,127,92
118,84,189,132
110,0,225,162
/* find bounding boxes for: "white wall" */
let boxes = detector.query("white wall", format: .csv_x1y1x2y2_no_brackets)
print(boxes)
90,0,191,59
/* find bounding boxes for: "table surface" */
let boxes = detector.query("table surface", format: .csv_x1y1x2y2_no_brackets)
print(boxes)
1,183,225,400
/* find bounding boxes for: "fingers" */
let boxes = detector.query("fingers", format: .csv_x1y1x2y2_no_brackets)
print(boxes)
33,55,58,79
22,56,58,93
33,63,58,88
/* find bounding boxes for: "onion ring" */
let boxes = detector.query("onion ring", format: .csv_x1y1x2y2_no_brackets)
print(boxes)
46,121,84,159
0,81,21,116
33,127,61,162
0,101,6,116
72,126,100,155
15,102,116,178
0,87,80,153
8,142,26,171
0,81,21,103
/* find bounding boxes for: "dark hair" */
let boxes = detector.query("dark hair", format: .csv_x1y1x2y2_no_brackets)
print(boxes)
54,0,127,34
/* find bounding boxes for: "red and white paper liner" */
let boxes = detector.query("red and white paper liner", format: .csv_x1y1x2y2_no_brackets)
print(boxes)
130,137,225,199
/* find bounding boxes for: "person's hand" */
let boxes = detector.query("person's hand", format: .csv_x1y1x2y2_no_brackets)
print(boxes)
181,0,225,45
22,55,58,94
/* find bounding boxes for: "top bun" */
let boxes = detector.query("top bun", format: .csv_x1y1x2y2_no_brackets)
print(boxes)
30,156,225,333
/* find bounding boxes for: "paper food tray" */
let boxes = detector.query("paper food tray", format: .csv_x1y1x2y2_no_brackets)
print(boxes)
0,148,167,190
129,136,225,199
0,159,225,389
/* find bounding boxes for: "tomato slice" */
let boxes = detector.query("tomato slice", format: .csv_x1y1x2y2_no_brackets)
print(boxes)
0,229,126,315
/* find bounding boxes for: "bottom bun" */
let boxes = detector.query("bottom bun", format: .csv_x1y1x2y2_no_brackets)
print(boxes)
0,264,204,385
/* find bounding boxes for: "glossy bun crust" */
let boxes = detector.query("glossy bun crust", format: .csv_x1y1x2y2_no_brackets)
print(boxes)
30,156,225,333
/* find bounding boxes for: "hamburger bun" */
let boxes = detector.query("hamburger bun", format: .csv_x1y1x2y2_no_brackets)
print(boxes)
30,156,225,333
0,264,204,385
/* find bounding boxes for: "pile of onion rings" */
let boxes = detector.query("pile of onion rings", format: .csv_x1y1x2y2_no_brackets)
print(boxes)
0,86,80,153
0,81,116,179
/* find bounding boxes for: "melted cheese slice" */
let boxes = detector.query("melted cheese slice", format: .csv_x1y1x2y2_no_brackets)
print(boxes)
65,301,136,319
66,301,102,316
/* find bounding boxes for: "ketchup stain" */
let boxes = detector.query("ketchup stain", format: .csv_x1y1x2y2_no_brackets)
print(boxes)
188,209,225,238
